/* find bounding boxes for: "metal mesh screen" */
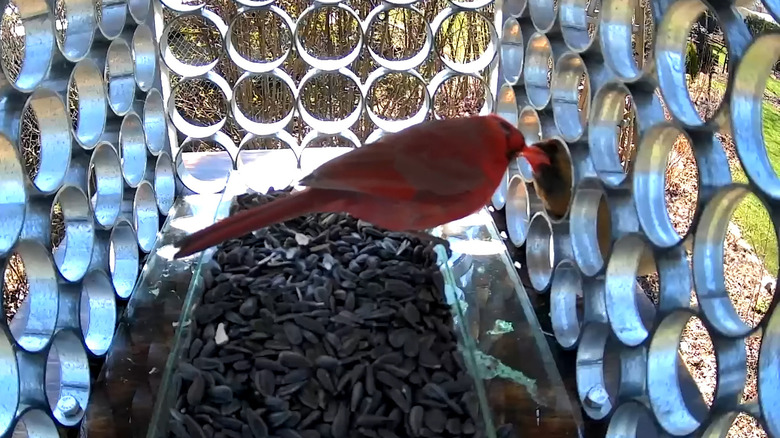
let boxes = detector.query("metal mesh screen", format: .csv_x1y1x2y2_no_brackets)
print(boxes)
159,0,499,194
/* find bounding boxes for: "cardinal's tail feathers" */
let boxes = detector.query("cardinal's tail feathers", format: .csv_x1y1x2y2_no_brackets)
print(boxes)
174,188,342,259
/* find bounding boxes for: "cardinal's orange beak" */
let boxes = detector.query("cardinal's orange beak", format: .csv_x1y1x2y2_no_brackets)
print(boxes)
521,144,552,171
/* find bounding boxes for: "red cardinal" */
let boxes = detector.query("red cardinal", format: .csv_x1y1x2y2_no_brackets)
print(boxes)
173,114,556,259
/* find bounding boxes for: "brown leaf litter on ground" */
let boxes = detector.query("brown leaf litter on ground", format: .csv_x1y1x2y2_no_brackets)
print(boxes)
636,74,775,437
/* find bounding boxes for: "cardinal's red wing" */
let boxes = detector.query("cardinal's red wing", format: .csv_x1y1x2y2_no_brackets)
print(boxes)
298,119,489,200
298,139,418,200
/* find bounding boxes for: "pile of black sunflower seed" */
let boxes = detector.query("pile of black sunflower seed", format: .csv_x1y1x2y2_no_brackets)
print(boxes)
169,188,514,438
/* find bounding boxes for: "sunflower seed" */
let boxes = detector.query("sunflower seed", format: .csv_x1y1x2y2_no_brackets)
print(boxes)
365,365,376,395
418,349,440,369
277,380,307,397
278,429,303,438
386,388,410,413
253,369,275,396
324,400,338,423
409,406,424,437
376,371,404,390
300,410,321,429
194,357,223,371
378,430,399,438
284,411,302,428
254,357,287,372
423,408,446,433
244,408,268,438
222,400,242,416
268,411,291,428
183,414,207,438
316,368,336,393
463,419,476,434
331,402,350,437
295,316,326,335
374,352,403,367
187,374,206,405
239,297,258,316
207,385,233,404
170,419,189,438
283,322,303,345
446,417,462,434
350,381,363,412
264,396,287,411
300,430,320,438
281,368,310,385
356,415,393,428
314,355,339,371
279,351,312,368
215,416,244,431
178,362,201,381
403,335,419,357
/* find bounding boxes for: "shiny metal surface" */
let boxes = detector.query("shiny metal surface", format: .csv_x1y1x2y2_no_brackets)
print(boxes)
121,180,159,253
21,88,72,196
44,330,90,426
526,211,556,291
0,0,160,429
88,142,124,229
102,112,147,188
145,151,175,214
0,0,55,92
102,38,137,116
732,32,780,200
88,218,139,299
138,88,167,156
119,112,148,188
54,0,96,62
67,59,109,150
7,241,59,353
492,0,778,435
56,270,117,357
95,0,128,40
505,174,545,246
51,185,95,283
78,270,118,356
8,409,58,438
0,133,28,256
647,309,709,435
128,0,151,25
606,402,659,438
175,131,236,194
0,327,19,436
693,184,770,337
551,260,584,349
127,24,157,93
605,234,654,346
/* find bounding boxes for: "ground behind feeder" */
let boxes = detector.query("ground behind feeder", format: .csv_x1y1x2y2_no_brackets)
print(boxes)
168,188,513,438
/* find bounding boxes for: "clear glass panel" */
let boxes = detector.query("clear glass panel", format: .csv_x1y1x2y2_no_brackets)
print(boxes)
433,209,585,436
81,169,582,438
